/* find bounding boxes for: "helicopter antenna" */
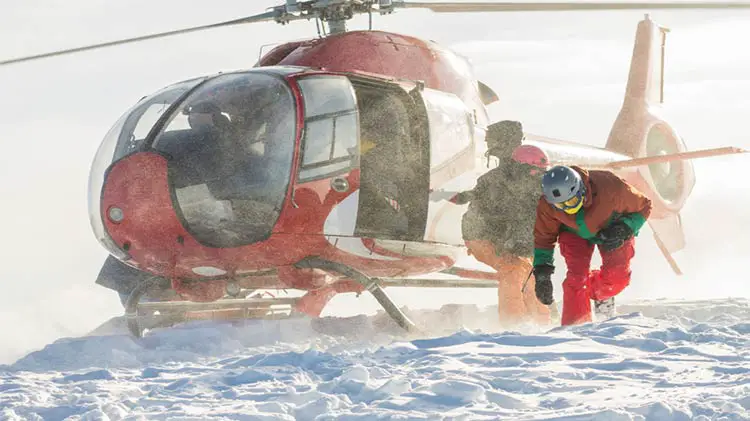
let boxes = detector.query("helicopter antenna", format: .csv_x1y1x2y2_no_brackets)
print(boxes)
3,0,750,66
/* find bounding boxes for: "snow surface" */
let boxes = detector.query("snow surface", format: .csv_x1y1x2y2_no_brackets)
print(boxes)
2,298,749,420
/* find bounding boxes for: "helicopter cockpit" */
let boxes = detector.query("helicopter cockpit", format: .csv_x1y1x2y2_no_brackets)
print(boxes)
89,69,299,250
154,72,298,247
88,66,429,257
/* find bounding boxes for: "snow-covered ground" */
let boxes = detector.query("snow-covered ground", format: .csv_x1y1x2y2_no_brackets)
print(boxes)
2,298,749,420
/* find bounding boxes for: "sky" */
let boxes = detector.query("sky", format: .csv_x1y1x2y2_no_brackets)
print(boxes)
0,1,748,364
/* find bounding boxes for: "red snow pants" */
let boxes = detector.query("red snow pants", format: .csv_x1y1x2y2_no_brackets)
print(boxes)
558,230,635,326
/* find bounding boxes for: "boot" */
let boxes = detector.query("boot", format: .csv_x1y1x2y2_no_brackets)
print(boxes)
594,297,616,320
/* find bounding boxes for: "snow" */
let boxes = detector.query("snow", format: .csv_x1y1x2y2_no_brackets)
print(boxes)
2,299,749,420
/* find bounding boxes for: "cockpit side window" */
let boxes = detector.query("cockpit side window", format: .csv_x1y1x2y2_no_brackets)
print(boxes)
132,103,171,140
297,76,359,182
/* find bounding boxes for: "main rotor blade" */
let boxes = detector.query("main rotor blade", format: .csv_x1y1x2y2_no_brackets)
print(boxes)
398,1,750,12
0,11,278,67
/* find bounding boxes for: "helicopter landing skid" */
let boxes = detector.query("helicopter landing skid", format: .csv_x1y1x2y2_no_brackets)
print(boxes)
124,278,300,338
123,257,421,337
294,256,418,333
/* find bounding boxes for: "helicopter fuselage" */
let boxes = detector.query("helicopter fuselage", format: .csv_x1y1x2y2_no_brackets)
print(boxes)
92,30,498,312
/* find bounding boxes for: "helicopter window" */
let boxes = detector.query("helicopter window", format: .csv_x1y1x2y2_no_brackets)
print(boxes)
131,103,170,140
299,112,358,181
88,77,204,257
109,78,203,163
302,119,335,165
160,112,192,132
297,76,359,182
301,113,359,165
298,76,357,116
149,72,297,248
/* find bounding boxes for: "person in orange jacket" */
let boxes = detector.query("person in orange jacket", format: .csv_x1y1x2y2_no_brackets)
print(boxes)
532,165,652,325
457,120,551,327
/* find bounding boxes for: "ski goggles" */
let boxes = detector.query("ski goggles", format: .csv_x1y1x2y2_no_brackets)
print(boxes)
553,191,584,214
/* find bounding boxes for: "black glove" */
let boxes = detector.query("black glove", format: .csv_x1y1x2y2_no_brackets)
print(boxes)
533,264,555,305
596,221,634,252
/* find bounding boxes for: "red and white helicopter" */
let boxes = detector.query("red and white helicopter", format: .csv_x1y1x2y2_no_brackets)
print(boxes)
3,0,748,337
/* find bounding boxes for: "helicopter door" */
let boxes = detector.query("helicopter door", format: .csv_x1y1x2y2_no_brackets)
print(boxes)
417,87,477,246
352,82,430,241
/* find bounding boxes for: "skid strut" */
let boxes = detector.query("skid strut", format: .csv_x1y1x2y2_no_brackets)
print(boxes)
124,276,171,338
295,256,418,333
124,277,298,338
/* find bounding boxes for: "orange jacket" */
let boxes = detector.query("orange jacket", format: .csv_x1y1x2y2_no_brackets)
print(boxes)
532,166,652,266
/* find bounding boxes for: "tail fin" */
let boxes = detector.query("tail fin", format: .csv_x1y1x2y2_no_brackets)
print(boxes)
605,15,693,274
624,14,668,108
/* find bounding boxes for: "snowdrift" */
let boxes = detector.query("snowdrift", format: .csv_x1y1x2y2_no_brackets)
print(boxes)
1,298,749,420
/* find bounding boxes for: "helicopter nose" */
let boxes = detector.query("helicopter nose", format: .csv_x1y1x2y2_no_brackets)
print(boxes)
100,151,188,273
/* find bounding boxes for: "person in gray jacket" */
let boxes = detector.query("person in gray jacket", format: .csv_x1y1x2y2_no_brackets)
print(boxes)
456,120,550,326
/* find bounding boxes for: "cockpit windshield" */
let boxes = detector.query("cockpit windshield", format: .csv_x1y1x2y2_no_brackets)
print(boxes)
88,77,204,257
151,72,297,248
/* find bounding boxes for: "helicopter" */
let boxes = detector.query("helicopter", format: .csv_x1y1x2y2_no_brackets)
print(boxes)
3,0,749,337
